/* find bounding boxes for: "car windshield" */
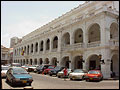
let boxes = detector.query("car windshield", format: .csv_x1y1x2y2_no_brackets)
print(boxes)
73,69,84,73
54,66,61,70
88,71,100,74
2,67,9,70
48,66,54,69
13,68,28,74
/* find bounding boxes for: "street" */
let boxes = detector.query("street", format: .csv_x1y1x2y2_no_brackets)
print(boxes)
2,72,119,89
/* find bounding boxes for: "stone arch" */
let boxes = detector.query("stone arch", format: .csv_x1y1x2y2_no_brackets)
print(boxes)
31,44,33,53
110,22,119,40
39,58,43,65
53,36,58,49
35,42,38,52
40,40,44,51
111,54,119,77
87,23,101,43
86,54,101,70
60,56,69,68
34,58,37,65
73,55,83,69
73,28,83,43
44,58,49,64
51,57,57,66
62,32,70,46
46,38,50,50
30,59,32,65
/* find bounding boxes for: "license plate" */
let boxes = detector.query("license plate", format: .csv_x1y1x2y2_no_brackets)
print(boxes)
90,78,93,80
23,80,27,83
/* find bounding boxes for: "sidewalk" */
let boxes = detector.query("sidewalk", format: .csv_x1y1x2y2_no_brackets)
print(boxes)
103,77,119,80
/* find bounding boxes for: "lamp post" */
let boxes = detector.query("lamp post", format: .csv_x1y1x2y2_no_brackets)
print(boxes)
99,54,105,64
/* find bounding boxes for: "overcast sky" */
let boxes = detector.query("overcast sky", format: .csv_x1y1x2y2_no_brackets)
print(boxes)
1,1,85,48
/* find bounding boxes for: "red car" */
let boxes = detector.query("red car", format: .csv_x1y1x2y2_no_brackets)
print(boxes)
85,70,103,81
42,66,55,75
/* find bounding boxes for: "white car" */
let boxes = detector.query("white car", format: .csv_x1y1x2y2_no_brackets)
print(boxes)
57,69,72,78
69,69,88,80
1,66,9,78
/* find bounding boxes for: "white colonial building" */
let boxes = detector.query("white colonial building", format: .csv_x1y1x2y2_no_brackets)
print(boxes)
13,1,119,79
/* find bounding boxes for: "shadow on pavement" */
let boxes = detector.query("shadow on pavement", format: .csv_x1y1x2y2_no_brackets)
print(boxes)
5,80,31,88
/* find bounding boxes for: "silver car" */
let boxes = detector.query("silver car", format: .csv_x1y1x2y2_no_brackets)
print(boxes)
1,65,9,78
57,69,72,78
69,69,88,80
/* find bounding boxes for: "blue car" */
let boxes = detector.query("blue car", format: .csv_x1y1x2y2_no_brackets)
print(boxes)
6,67,33,86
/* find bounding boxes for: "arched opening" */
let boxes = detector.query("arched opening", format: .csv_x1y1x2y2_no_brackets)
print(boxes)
34,59,37,65
87,54,101,70
110,23,119,40
31,44,33,53
88,23,100,43
74,28,83,43
111,54,119,77
24,46,26,54
73,56,83,69
30,59,32,65
53,36,58,49
40,41,43,51
27,45,29,55
51,57,57,66
23,59,25,65
26,59,28,64
44,58,49,64
61,56,69,68
35,42,38,52
62,32,70,46
39,58,43,65
46,39,50,50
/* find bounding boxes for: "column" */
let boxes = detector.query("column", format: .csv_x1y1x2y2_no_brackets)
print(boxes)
101,48,111,79
100,16,110,46
58,35,62,52
70,31,74,45
43,40,46,53
83,22,88,48
50,38,52,52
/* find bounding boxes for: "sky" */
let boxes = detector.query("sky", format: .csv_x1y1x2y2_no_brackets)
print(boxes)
1,1,85,48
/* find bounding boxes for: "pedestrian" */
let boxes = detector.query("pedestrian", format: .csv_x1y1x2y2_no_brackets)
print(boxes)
63,67,67,81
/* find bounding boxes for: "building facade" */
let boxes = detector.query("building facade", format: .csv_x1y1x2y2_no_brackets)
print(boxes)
10,37,22,48
1,45,10,65
13,1,119,79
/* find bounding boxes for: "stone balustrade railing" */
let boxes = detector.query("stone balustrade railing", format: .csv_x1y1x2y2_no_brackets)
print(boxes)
109,39,119,46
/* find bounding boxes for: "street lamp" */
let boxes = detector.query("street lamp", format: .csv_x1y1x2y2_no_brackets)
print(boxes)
99,54,105,64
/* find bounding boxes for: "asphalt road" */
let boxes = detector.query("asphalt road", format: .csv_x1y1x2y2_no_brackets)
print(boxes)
2,72,119,89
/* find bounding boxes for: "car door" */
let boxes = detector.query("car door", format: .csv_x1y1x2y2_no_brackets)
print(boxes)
7,69,13,81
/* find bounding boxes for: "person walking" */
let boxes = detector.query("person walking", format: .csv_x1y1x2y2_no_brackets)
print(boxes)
63,67,67,81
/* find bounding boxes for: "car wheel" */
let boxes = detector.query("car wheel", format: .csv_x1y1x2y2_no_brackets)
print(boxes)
70,78,73,80
58,76,60,78
6,77,9,83
27,83,31,86
11,80,15,86
82,76,84,80
86,79,90,82
50,74,52,76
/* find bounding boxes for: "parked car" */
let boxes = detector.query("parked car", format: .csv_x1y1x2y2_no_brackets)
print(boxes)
6,67,33,86
42,66,55,75
28,65,39,72
1,65,9,78
11,63,21,67
36,64,52,74
84,70,103,82
69,69,88,80
48,66,65,76
21,65,31,71
57,69,72,78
